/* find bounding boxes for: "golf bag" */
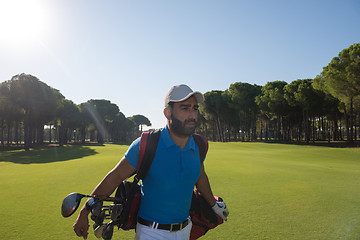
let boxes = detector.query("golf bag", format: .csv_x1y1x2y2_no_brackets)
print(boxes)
189,190,224,240
112,129,161,230
113,180,141,230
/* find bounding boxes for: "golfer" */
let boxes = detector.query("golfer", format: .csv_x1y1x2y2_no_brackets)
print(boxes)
73,84,229,240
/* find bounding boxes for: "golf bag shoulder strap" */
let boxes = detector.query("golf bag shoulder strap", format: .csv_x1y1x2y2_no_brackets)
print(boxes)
192,133,208,163
137,131,208,181
136,129,161,180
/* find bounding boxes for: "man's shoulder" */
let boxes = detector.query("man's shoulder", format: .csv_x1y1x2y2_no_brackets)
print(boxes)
130,136,141,148
192,133,208,145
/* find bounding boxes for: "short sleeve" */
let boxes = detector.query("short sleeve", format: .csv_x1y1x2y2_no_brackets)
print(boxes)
124,137,141,168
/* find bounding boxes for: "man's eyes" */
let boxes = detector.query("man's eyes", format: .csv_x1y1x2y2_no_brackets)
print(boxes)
181,106,198,111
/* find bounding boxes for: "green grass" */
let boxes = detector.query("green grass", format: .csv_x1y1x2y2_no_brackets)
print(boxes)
1,142,360,239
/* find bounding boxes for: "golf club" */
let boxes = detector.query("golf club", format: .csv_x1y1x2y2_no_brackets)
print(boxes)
94,224,107,238
61,192,124,218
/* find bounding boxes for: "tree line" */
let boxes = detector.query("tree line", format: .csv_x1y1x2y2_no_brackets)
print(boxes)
0,43,359,149
0,74,151,149
197,43,360,144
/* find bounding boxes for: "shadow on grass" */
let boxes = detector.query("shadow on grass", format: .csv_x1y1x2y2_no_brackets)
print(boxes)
111,142,132,146
0,145,98,164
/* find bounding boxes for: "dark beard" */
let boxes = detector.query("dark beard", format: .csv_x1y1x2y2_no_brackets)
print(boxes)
170,114,197,137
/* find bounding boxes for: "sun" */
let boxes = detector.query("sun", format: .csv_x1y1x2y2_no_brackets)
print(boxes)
0,0,49,47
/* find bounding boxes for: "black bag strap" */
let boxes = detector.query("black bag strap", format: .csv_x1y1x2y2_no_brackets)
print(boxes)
135,129,161,181
114,130,161,204
192,133,208,164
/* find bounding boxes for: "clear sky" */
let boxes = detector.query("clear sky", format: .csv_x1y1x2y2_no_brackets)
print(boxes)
0,0,359,129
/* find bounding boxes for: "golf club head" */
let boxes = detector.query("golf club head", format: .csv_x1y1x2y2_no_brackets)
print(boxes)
92,200,103,217
61,193,85,217
94,224,106,238
102,222,114,240
110,204,123,221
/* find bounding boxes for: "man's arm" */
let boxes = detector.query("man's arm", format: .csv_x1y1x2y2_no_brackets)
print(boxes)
195,164,216,207
196,163,229,221
73,157,136,239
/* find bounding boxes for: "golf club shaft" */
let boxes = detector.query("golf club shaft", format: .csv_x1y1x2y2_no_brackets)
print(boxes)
83,194,124,202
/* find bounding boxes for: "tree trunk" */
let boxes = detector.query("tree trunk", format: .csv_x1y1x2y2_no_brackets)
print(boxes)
354,113,358,141
348,97,354,143
7,120,12,146
15,121,19,146
303,110,310,144
0,119,4,147
216,114,223,142
54,123,58,144
333,116,339,141
312,118,316,143
328,121,331,142
339,119,343,141
37,125,44,144
277,113,281,142
265,120,269,141
259,119,263,141
59,125,65,146
24,111,31,150
80,127,86,144
49,124,52,144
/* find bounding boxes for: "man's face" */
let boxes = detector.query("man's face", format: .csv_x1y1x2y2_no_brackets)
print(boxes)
169,96,199,137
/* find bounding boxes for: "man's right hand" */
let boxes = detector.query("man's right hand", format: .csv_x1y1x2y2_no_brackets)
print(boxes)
71,157,135,239
73,208,90,239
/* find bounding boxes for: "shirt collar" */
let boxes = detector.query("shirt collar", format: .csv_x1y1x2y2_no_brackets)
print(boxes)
161,125,196,151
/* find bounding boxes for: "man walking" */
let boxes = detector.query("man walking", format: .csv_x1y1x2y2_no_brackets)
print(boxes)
73,84,229,240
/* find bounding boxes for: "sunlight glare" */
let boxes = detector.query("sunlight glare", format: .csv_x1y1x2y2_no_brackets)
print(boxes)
0,0,49,47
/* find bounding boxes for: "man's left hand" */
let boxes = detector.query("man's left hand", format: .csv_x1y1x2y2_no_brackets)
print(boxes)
212,201,229,221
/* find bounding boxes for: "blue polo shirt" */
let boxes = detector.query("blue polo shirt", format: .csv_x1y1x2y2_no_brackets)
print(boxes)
125,125,202,224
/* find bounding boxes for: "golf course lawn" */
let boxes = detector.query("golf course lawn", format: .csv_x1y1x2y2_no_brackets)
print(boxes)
0,142,359,239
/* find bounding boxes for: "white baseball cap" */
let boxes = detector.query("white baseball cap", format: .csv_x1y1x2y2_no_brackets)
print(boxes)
165,84,204,107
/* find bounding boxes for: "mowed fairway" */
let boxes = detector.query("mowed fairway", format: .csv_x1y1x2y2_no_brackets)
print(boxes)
0,142,360,240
